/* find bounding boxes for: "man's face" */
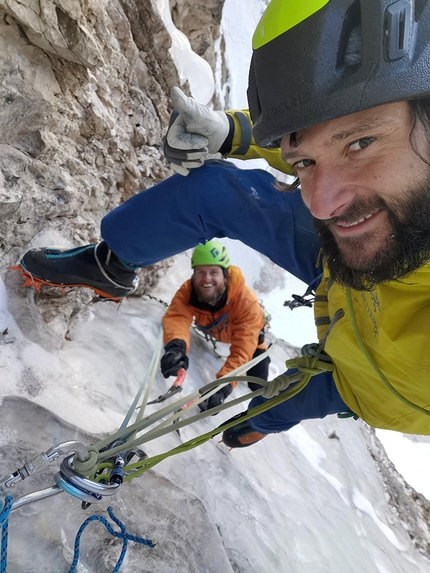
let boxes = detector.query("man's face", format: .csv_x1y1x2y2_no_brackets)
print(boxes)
281,102,430,289
193,265,226,305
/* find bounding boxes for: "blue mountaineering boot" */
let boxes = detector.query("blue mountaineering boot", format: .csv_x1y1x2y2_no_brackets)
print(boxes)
15,241,140,301
220,411,267,448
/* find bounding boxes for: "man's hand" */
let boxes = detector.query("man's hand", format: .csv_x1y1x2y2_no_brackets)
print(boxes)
164,87,230,176
198,384,233,414
160,339,189,379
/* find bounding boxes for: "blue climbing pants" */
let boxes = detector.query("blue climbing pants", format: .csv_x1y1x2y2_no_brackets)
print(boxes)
101,160,350,433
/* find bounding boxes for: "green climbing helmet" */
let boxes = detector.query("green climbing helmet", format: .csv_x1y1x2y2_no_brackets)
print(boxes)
191,241,231,269
248,0,430,147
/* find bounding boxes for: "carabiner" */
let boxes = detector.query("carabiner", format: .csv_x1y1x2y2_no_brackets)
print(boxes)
55,455,120,501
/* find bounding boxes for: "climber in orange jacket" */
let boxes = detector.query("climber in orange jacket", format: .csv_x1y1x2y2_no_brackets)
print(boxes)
161,240,270,412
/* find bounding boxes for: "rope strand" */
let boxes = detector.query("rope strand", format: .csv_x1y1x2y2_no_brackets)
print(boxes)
0,496,13,573
67,506,155,573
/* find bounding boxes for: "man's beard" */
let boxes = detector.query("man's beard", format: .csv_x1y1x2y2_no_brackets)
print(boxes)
194,283,225,305
313,180,430,291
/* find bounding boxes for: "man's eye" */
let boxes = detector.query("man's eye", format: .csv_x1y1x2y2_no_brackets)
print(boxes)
293,158,314,169
349,137,375,151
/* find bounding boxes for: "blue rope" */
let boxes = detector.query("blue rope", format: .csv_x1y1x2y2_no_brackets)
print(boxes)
68,506,156,573
0,495,13,573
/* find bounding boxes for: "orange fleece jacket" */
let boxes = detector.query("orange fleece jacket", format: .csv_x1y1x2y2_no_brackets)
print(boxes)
162,266,266,382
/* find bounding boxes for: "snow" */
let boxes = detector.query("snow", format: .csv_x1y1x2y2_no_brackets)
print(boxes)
351,489,408,551
155,0,215,104
1,1,430,571
220,0,269,109
375,430,430,500
1,249,429,572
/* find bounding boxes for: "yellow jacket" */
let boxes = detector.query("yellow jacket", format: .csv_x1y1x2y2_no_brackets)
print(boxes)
315,262,430,434
162,266,266,381
225,110,295,175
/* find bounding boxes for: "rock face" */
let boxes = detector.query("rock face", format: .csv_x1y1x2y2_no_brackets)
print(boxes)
3,1,430,566
367,428,430,559
0,0,225,326
171,0,223,66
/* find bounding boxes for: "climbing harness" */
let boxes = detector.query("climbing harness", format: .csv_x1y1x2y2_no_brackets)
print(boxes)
195,312,229,337
145,292,229,360
191,324,224,360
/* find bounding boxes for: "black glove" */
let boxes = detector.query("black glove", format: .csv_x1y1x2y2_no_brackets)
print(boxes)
198,384,233,414
160,339,189,379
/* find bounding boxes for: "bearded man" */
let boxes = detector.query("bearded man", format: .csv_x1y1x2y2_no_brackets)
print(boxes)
160,241,270,412
17,0,430,448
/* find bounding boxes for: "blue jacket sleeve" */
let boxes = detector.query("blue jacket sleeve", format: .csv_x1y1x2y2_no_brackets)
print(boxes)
101,160,321,286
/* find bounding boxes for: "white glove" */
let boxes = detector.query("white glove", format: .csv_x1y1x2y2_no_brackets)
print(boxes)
164,87,230,176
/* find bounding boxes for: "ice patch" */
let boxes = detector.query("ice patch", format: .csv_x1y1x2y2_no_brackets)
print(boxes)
155,0,215,104
352,489,408,551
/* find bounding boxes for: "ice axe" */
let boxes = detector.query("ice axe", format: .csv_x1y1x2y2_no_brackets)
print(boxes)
147,368,187,404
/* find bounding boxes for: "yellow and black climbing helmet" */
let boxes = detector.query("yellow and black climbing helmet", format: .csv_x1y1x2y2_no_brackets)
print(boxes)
248,0,430,147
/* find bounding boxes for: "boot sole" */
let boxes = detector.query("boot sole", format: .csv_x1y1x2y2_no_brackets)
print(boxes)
10,266,126,302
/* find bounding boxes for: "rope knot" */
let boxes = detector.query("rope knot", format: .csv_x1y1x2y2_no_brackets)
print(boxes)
288,343,333,375
261,343,333,399
68,506,155,573
261,374,292,399
73,446,99,476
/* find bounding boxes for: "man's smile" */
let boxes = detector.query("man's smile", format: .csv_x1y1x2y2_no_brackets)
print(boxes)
336,208,381,228
330,209,385,239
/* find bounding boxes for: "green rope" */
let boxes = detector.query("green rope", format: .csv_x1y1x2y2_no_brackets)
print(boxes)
346,287,430,416
84,348,333,481
121,329,163,430
121,375,311,481
73,350,274,475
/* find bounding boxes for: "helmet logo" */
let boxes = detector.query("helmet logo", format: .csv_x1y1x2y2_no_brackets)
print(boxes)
267,92,311,118
191,241,230,268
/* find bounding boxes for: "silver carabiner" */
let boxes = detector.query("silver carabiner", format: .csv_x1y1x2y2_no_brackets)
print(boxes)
0,441,91,491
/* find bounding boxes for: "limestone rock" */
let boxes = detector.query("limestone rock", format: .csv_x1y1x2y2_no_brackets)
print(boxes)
0,0,225,330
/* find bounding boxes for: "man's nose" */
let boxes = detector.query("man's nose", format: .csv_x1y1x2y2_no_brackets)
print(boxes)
301,164,356,220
